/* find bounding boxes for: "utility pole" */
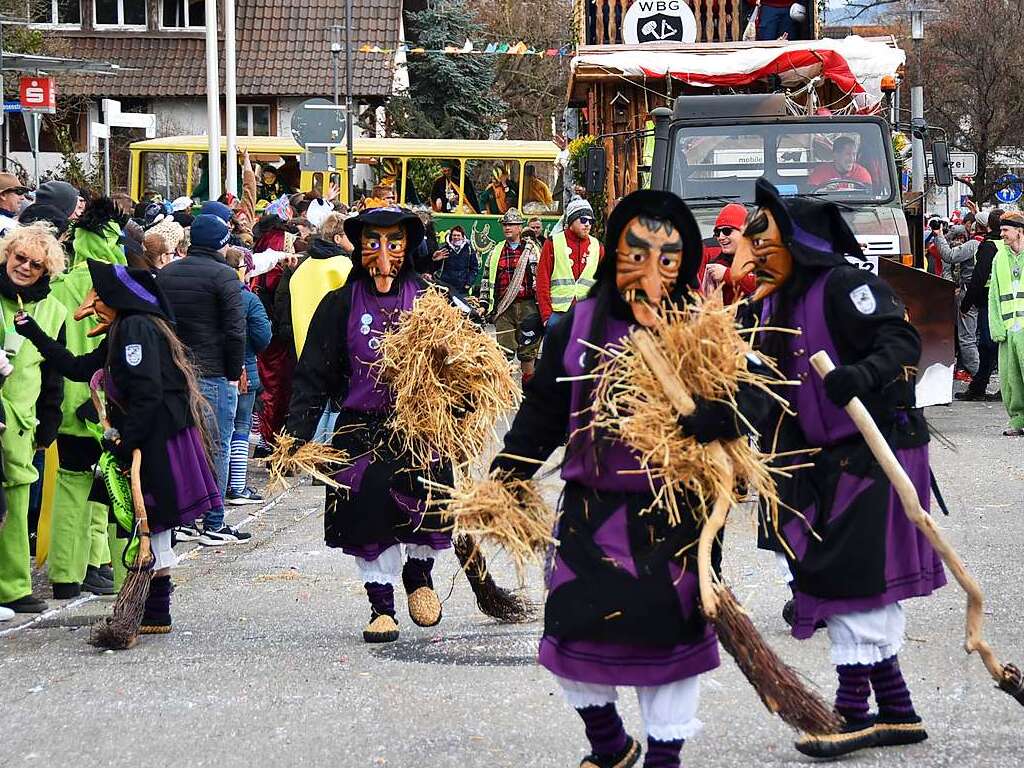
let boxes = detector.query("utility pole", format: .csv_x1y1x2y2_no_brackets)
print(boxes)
331,26,341,107
910,1,925,196
204,0,222,201
224,0,237,196
344,0,355,205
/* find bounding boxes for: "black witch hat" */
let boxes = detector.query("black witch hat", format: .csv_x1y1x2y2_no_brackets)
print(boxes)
753,178,863,268
343,206,426,280
87,260,175,322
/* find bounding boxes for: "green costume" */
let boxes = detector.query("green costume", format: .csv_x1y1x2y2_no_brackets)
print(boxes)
0,289,65,603
46,221,125,587
989,240,1024,430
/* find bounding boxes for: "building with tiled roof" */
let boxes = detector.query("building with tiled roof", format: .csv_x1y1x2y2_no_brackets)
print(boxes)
9,0,404,183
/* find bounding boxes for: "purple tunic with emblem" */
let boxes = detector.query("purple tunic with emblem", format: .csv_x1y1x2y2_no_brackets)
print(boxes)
536,298,720,687
765,270,946,639
323,277,452,560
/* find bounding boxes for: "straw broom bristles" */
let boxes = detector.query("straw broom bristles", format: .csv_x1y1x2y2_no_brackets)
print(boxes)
372,289,520,468
588,292,788,528
266,433,351,490
426,470,556,582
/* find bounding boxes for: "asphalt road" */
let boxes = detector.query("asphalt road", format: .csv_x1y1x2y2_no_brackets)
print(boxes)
2,399,1023,768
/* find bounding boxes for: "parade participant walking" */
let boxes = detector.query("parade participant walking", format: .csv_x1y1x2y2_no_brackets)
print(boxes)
535,198,602,329
0,225,66,614
985,211,1024,436
958,209,1004,401
735,179,946,758
699,203,756,304
156,214,248,545
492,191,760,768
285,207,453,644
46,198,128,600
481,209,542,383
16,260,221,635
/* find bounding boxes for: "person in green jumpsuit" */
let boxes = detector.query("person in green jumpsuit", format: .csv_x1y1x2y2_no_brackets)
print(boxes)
47,199,126,598
989,211,1024,437
0,224,67,614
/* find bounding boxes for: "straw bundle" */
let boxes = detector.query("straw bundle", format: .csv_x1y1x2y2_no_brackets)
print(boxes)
588,291,787,526
428,470,555,581
371,289,520,468
266,433,351,490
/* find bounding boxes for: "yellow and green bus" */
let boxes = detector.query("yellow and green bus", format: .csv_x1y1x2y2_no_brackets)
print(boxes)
128,135,564,250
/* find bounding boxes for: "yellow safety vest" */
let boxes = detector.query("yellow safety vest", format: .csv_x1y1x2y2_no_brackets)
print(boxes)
549,231,599,313
992,241,1024,333
290,254,352,357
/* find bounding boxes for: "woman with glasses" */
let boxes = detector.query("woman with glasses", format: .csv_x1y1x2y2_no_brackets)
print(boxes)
0,224,67,615
699,203,756,305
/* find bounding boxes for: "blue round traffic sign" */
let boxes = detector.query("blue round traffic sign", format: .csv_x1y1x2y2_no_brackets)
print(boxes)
996,173,1022,204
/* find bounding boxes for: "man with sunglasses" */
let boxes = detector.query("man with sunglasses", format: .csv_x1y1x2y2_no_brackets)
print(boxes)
536,197,603,330
700,202,756,305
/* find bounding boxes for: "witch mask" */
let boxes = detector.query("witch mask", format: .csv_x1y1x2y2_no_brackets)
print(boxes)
730,207,793,301
616,215,684,327
362,223,407,292
74,288,118,337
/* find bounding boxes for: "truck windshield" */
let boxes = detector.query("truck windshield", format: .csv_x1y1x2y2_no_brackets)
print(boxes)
668,122,895,205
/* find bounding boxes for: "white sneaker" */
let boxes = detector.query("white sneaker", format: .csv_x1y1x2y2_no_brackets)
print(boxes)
0,605,14,622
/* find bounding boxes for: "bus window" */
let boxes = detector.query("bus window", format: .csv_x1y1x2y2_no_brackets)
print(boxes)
422,159,480,214
351,156,401,206
521,161,561,215
403,158,439,208
140,151,191,201
470,158,521,215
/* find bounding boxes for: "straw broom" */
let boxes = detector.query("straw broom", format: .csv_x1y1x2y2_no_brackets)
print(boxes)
371,288,520,468
90,448,154,651
810,351,1024,706
591,295,840,735
265,433,351,491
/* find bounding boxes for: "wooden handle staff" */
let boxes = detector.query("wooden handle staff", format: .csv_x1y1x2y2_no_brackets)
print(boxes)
632,329,731,618
810,350,1024,704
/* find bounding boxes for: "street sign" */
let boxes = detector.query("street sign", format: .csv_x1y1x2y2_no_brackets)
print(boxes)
19,76,55,114
927,151,977,177
3,101,21,113
996,173,1022,204
291,98,345,172
622,0,697,45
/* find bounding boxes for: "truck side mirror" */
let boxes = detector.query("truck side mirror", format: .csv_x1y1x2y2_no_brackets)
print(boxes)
931,140,953,187
584,145,607,196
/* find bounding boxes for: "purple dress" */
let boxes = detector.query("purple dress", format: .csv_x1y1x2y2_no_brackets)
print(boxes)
765,270,946,639
325,278,453,561
537,298,720,687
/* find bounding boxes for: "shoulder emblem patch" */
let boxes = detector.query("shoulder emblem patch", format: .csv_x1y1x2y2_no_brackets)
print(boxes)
125,343,143,367
849,284,876,315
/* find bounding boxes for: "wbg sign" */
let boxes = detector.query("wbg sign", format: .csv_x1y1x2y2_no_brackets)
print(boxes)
622,0,698,44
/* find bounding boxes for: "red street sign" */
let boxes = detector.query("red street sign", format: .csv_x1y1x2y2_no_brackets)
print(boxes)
19,76,56,114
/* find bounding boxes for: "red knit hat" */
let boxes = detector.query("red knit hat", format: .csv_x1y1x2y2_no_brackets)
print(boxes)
715,203,748,230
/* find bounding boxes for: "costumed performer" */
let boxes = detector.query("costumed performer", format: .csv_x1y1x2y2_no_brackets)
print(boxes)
15,260,221,635
285,206,454,644
735,178,946,758
491,190,770,768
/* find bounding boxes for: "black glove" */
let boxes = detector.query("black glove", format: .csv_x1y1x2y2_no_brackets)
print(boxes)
101,428,130,462
13,312,43,341
823,365,874,407
678,398,742,444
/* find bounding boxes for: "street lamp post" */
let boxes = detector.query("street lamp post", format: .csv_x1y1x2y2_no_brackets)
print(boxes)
344,1,355,205
910,1,925,196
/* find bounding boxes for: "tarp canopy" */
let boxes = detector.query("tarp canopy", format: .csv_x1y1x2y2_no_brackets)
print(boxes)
571,36,906,111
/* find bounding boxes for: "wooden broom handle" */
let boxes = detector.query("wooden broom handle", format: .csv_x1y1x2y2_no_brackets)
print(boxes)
633,328,731,618
809,351,1004,681
130,448,152,568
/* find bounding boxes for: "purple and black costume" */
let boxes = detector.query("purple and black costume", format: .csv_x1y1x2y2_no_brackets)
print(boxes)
751,178,943,754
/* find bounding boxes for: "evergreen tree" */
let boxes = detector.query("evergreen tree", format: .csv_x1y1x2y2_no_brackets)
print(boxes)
388,0,506,139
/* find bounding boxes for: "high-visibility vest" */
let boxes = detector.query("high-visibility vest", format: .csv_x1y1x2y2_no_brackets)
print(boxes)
549,231,599,313
290,254,352,357
992,241,1024,332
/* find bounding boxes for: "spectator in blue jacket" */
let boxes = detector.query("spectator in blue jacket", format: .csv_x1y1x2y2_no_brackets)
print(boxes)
434,226,478,296
225,246,272,505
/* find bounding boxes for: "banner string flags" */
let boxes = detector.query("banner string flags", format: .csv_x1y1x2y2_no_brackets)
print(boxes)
357,41,575,58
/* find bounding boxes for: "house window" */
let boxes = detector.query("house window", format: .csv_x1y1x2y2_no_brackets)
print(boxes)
30,0,82,25
95,0,147,26
236,105,272,137
161,0,206,28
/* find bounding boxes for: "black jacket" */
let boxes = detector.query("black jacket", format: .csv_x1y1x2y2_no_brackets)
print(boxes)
156,246,245,379
961,234,999,314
